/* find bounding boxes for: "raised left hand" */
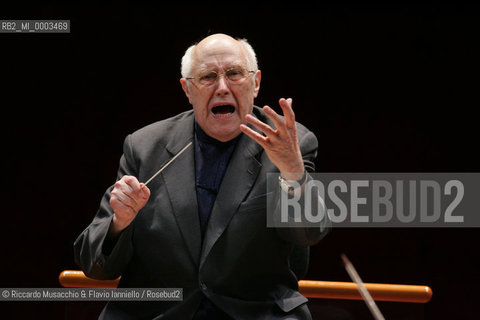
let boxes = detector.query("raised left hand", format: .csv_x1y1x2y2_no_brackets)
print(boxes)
240,98,305,181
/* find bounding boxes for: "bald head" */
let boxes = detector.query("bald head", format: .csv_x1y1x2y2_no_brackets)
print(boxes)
196,33,240,51
181,33,258,78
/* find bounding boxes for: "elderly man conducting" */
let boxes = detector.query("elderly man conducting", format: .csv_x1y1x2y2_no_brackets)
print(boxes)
74,33,328,320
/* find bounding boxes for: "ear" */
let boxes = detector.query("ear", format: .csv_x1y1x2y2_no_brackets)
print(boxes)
253,70,261,98
180,78,192,104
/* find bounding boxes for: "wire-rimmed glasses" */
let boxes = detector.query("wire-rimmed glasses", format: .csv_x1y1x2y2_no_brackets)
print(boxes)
186,67,256,86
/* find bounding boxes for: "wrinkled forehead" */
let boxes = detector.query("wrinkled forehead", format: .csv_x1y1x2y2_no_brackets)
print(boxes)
192,38,248,71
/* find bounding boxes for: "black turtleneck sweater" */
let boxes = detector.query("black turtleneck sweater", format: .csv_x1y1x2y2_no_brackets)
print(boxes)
194,121,240,236
193,121,239,319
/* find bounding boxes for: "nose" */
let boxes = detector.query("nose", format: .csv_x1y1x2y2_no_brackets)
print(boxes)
215,74,231,97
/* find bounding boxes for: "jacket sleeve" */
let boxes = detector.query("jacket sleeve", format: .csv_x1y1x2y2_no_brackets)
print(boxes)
73,135,137,280
273,129,330,246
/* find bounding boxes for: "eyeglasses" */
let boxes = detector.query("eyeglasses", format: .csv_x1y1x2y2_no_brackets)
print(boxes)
186,67,256,86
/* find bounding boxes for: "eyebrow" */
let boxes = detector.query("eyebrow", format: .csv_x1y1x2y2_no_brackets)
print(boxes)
197,62,245,73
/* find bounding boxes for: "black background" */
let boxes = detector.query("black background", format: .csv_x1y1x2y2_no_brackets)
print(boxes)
1,2,479,319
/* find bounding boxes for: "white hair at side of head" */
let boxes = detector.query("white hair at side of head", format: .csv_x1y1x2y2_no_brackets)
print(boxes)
180,37,259,78
181,44,196,79
237,38,258,72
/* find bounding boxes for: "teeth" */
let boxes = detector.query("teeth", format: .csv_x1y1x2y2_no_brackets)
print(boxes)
213,111,233,118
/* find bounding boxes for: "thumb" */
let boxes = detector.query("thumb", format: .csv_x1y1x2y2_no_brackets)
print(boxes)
138,183,150,199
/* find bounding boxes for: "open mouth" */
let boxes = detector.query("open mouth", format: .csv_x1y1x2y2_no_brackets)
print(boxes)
211,105,235,118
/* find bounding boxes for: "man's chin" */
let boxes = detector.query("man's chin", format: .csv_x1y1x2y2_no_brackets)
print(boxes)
208,127,241,142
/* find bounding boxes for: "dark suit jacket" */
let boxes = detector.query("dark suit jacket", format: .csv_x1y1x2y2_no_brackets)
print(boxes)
74,106,328,319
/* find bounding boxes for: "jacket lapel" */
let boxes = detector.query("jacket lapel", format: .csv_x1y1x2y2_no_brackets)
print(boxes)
162,113,202,268
199,131,263,269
